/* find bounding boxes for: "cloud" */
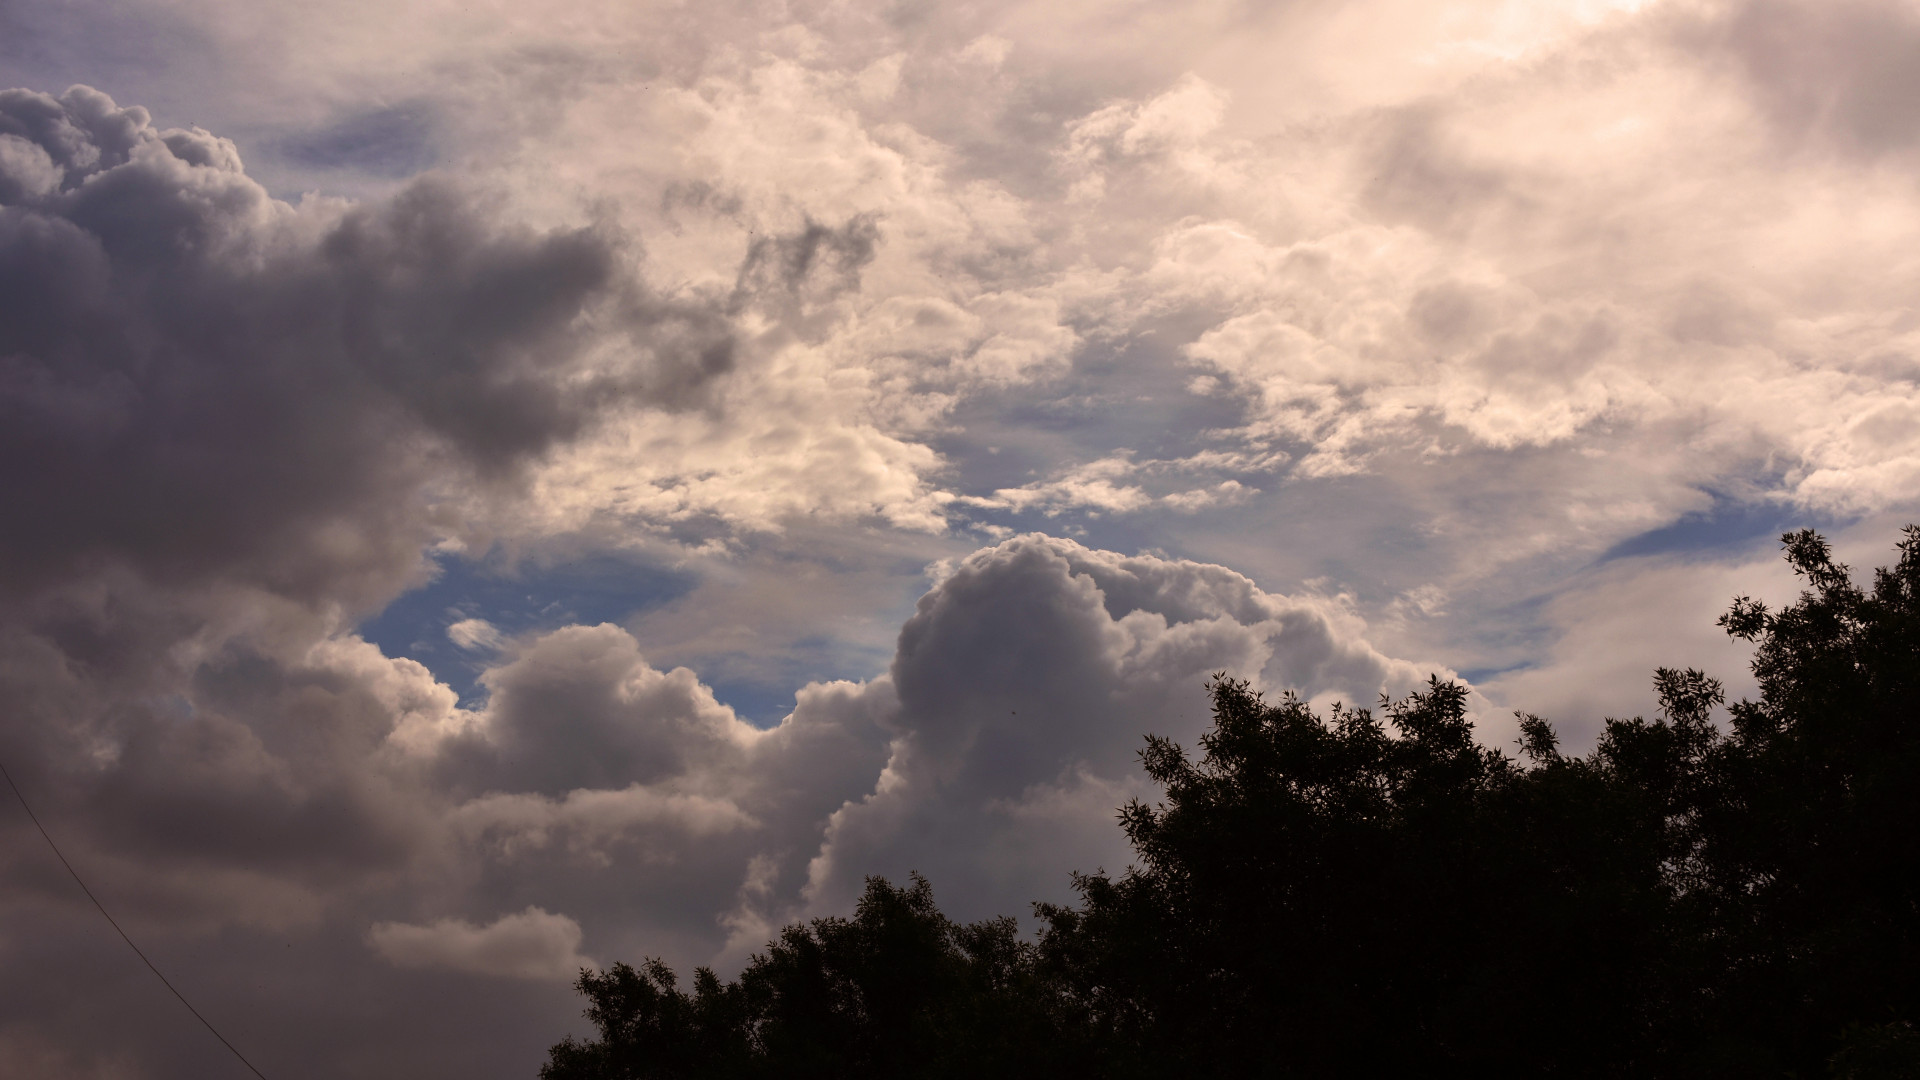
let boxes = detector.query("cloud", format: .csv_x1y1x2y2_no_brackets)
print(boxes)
368,907,595,980
1709,0,1920,159
0,524,1449,1074
451,785,754,863
347,532,1434,968
446,618,507,652
983,457,1154,516
444,623,761,796
0,77,1047,620
975,455,1263,517
1472,544,1805,752
797,534,1438,920
0,84,723,608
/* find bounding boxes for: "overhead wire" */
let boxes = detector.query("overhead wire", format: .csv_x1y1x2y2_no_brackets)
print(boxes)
0,759,272,1080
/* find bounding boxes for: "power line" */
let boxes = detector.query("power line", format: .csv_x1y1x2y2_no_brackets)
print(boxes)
0,759,271,1080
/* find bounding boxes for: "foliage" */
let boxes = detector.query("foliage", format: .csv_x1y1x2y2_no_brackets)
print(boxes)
543,528,1920,1078
1035,674,1691,1077
540,874,1086,1080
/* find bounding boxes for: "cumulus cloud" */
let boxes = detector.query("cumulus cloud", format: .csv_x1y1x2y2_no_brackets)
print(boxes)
0,86,680,605
0,73,1042,953
0,522,1438,1074
0,79,759,1078
364,533,1431,966
0,79,744,949
0,79,1001,621
444,623,761,795
796,534,1437,919
369,906,596,980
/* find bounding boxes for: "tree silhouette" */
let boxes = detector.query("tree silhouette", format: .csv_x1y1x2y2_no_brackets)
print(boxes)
543,527,1920,1078
541,874,1087,1080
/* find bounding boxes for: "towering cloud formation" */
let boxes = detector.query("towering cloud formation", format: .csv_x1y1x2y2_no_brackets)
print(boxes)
797,536,1429,921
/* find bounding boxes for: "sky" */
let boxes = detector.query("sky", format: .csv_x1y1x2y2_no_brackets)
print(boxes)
2,0,1919,1075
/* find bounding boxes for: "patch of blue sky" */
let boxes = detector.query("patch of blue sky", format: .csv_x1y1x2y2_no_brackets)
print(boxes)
1599,494,1837,564
936,334,1263,499
357,552,695,706
274,102,439,179
698,642,893,730
1458,662,1532,687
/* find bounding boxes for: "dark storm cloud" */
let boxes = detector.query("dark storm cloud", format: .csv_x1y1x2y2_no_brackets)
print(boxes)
0,86,755,1077
0,82,934,912
0,85,734,605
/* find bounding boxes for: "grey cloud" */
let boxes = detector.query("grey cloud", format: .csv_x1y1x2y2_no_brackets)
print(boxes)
444,623,896,888
30,0,1920,1067
0,623,453,934
444,623,756,797
0,83,775,1076
0,85,150,189
802,534,1432,919
418,533,1433,970
395,532,1426,950
1360,104,1527,237
731,213,881,340
1713,0,1920,158
739,675,901,827
0,85,736,606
